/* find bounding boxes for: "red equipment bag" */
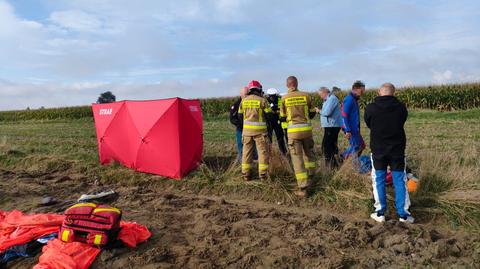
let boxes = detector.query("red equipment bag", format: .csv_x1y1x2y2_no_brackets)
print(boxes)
59,203,122,247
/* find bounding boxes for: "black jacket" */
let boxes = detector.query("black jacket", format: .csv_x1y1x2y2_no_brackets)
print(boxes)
229,97,243,131
265,94,281,127
266,94,281,113
364,96,408,157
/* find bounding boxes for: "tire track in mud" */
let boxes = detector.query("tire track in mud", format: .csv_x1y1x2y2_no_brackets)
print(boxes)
106,187,480,269
1,169,479,269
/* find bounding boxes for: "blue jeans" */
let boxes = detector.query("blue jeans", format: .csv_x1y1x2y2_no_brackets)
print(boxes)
371,154,411,218
236,129,257,160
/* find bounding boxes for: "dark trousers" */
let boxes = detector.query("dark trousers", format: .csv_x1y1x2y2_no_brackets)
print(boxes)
267,119,287,155
322,127,341,168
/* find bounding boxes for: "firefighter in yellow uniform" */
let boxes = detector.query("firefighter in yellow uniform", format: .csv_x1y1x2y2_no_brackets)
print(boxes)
238,80,272,181
280,76,317,197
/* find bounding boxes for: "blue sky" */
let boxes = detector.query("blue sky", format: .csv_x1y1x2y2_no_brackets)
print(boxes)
0,0,479,110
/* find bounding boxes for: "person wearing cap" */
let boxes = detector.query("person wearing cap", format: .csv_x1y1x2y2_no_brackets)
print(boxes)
316,87,342,168
341,80,366,159
238,80,272,181
265,88,287,155
280,76,317,197
230,87,257,161
365,82,414,223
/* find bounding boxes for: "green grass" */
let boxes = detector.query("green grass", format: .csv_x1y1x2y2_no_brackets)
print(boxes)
0,109,479,230
408,108,480,120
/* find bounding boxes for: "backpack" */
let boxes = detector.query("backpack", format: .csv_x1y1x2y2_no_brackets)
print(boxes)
59,203,122,247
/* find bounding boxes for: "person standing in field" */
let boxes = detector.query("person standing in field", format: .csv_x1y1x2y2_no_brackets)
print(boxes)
265,88,288,155
280,76,317,197
238,80,272,181
230,87,249,160
365,82,414,223
341,80,366,159
316,87,342,168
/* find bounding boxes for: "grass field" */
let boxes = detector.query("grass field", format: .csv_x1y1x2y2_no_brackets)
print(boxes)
1,109,479,230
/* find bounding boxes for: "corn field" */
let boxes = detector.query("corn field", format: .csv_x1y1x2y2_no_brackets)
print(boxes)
359,83,480,110
0,106,93,122
1,83,479,121
200,83,480,116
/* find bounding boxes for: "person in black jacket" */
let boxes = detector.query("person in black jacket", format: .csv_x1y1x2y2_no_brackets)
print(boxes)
265,88,287,155
230,87,257,160
364,82,414,224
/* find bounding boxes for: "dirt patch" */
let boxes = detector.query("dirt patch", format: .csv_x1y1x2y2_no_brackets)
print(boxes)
1,169,479,269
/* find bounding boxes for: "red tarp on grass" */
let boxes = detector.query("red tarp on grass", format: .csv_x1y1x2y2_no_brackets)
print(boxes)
33,221,151,269
0,210,64,252
0,210,151,269
92,98,203,179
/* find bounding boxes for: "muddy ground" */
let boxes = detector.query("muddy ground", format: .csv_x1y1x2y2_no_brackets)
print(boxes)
1,169,479,269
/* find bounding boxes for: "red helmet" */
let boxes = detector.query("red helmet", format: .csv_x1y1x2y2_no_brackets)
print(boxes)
247,80,262,91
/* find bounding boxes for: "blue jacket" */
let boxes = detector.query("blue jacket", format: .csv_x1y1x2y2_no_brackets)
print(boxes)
320,93,342,128
342,92,361,134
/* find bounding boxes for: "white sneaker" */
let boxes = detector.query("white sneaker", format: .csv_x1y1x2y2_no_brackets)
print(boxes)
399,216,415,224
370,213,385,223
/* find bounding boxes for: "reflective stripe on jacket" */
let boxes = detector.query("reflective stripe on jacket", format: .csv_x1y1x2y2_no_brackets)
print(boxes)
239,94,271,136
280,88,316,139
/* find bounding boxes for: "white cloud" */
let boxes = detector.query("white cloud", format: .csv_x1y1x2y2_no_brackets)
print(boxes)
433,70,453,84
46,38,91,48
0,78,230,110
0,0,480,110
0,1,44,44
49,10,103,33
403,80,415,87
70,81,109,90
127,66,215,77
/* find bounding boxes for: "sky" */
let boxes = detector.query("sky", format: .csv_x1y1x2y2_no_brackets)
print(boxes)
0,0,479,110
